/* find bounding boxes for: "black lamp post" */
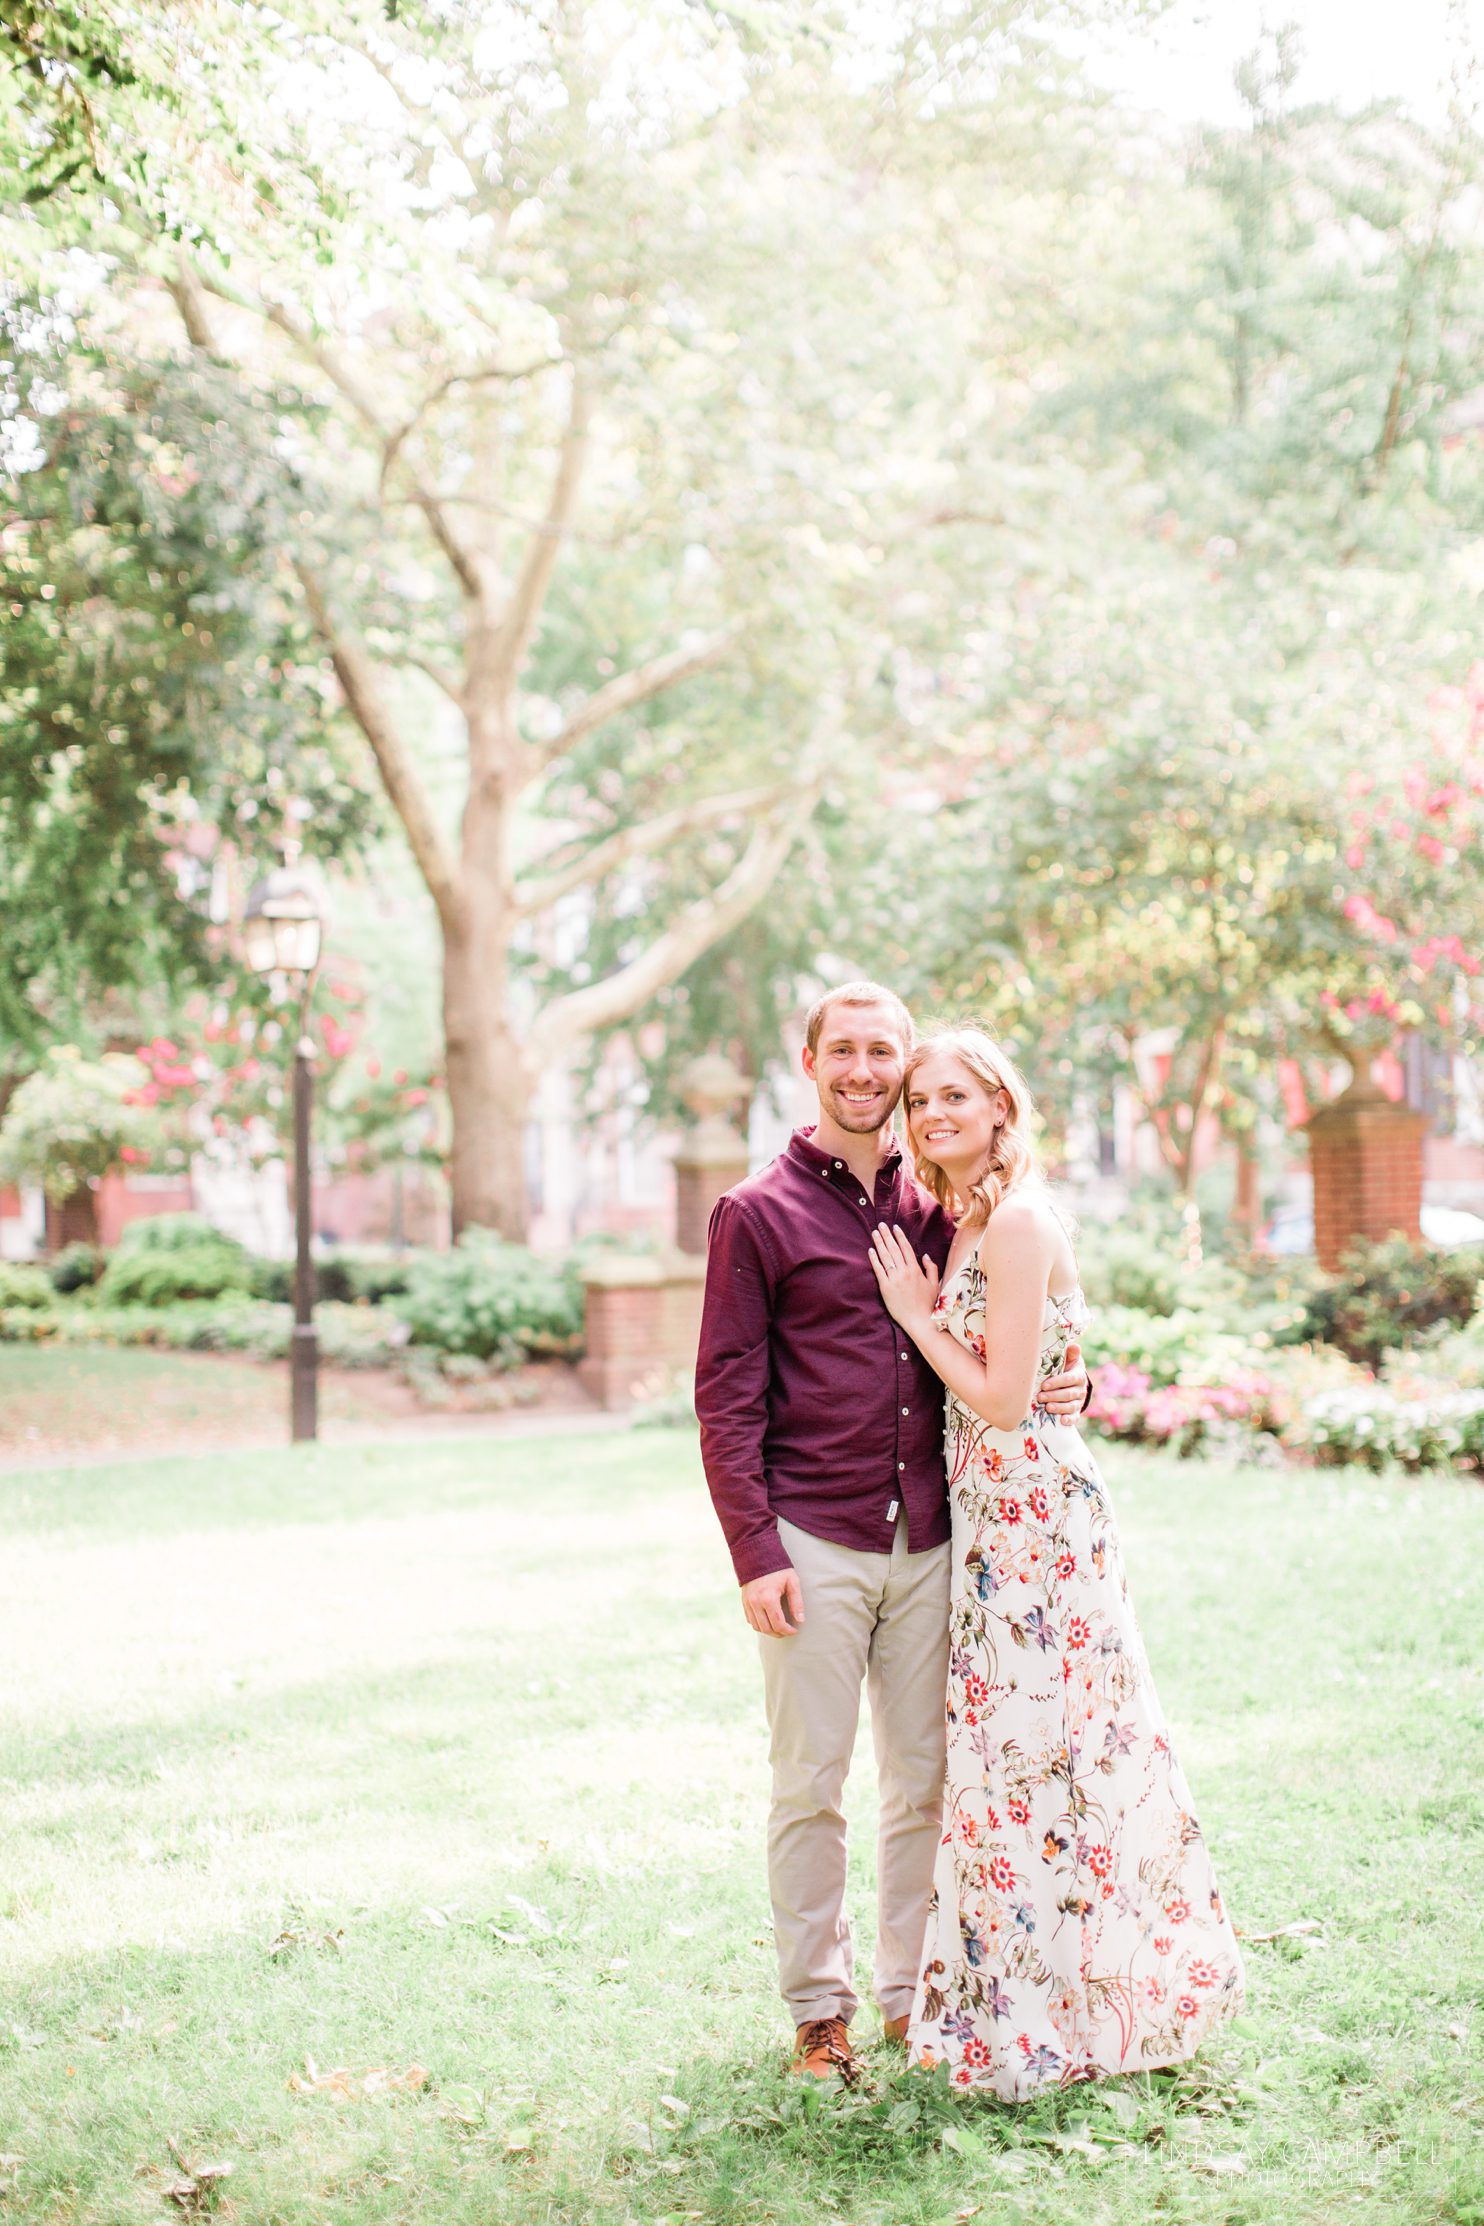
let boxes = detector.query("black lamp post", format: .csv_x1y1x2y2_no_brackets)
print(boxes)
243,863,324,1444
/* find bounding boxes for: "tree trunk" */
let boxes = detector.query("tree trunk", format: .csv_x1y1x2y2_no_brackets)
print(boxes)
1234,1139,1262,1237
442,915,535,1243
46,1184,99,1251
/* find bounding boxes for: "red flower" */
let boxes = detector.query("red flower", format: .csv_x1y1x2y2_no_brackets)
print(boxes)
1028,1487,1050,1521
1164,1898,1190,1924
1153,1936,1173,1956
1187,1960,1219,1989
1022,1436,1040,1462
963,1673,989,1708
1177,1994,1199,2019
1056,1553,1076,1579
997,1497,1022,1525
1007,1797,1030,1825
989,1855,1016,1892
962,2036,991,2067
1065,1616,1091,1651
1087,1843,1111,1878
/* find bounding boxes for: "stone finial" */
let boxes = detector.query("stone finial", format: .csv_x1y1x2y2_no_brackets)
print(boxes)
685,1059,756,1166
674,1051,751,1255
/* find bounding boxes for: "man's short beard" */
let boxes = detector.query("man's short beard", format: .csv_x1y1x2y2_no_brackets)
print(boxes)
827,1088,897,1134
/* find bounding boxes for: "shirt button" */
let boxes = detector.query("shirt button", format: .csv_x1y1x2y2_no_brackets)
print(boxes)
833,1159,842,1168
900,1350,909,1361
898,1461,906,1471
901,1405,909,1416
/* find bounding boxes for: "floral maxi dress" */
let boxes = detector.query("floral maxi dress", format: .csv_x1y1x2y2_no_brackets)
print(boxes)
907,1261,1244,2097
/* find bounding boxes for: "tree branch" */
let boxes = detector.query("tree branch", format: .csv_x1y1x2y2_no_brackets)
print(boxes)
399,652,466,707
166,249,220,352
488,365,592,691
188,258,484,601
530,806,812,1056
513,779,796,917
537,627,739,765
379,356,559,498
296,562,465,933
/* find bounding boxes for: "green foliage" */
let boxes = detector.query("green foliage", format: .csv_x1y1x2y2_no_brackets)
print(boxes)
396,1235,584,1367
114,1212,242,1256
99,1211,254,1305
0,1262,53,1309
99,1242,254,1308
0,316,377,1052
0,1047,157,1201
1076,1220,1185,1316
1288,1385,1484,1472
1295,1237,1483,1369
315,1250,417,1307
47,1240,102,1292
0,1295,399,1367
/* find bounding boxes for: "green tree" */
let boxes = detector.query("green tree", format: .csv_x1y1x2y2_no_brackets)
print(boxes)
0,316,376,1053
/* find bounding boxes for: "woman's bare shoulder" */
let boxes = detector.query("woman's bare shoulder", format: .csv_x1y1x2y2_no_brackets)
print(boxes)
977,1190,1060,1257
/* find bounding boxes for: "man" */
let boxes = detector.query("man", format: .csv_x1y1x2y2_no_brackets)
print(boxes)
695,982,1089,2082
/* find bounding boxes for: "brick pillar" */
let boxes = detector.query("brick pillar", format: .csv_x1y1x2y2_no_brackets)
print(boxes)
1306,1078,1426,1272
578,1257,667,1409
672,1052,749,1255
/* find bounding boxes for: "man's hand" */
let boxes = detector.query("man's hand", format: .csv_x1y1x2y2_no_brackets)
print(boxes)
1038,1341,1089,1418
742,1566,805,1637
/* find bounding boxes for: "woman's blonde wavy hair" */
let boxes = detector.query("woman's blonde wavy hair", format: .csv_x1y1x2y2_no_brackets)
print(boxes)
903,1026,1040,1228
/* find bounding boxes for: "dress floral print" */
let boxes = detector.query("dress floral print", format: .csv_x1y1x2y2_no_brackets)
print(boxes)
907,1258,1244,2098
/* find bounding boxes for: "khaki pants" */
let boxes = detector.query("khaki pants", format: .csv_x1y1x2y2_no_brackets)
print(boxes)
759,1514,950,2028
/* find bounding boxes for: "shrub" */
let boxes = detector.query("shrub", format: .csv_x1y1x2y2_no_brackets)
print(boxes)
1294,1236,1483,1368
0,1262,55,1309
1086,1362,1279,1457
115,1212,242,1256
0,1296,401,1368
249,1255,293,1303
49,1241,103,1293
396,1233,583,1367
1081,1305,1263,1389
314,1249,417,1306
1287,1385,1484,1471
1076,1224,1184,1317
101,1239,255,1308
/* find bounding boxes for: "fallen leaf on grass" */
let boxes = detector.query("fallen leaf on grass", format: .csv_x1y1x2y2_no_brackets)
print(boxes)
160,2141,232,2214
1237,1918,1324,1944
288,2056,430,2101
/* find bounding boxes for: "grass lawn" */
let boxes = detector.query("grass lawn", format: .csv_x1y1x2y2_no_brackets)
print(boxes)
1,1423,1482,2226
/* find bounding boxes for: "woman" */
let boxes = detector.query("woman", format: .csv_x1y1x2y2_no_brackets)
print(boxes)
868,1028,1243,2097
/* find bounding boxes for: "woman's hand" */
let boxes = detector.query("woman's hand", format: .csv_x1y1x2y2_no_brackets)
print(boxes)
868,1224,941,1336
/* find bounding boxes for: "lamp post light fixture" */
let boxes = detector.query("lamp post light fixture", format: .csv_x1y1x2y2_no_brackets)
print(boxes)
243,862,325,1444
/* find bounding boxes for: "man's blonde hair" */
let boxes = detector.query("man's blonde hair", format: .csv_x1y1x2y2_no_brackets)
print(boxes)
804,980,914,1057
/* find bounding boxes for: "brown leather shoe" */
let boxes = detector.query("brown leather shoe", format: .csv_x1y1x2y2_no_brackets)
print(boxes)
790,2016,861,2083
880,2012,910,2047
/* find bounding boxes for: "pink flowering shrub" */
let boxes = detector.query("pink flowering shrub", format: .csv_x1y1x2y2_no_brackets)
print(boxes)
1087,1364,1279,1455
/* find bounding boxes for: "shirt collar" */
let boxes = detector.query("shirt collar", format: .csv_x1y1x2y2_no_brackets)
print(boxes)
787,1123,907,1190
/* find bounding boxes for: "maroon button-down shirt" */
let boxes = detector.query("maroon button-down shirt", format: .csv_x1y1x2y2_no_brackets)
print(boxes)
696,1125,956,1586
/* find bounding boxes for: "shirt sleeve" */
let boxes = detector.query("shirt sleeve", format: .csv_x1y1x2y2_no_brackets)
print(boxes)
695,1193,789,1586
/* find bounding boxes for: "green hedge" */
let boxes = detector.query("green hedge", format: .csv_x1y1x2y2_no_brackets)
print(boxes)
395,1233,584,1367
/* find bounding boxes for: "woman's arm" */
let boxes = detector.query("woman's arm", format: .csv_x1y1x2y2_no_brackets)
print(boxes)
869,1204,1058,1431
